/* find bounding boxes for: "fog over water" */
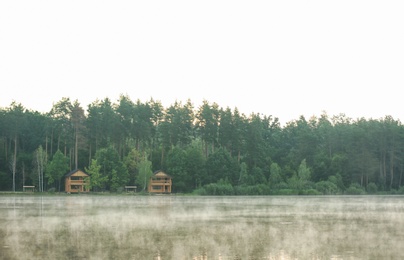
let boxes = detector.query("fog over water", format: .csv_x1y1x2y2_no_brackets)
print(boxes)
1,195,404,259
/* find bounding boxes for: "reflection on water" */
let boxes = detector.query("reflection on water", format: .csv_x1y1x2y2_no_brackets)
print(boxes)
1,195,404,259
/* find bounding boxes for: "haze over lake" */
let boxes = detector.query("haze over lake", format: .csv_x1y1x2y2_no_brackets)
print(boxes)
1,195,404,259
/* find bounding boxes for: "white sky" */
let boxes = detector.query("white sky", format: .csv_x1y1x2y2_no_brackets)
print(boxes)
1,0,403,125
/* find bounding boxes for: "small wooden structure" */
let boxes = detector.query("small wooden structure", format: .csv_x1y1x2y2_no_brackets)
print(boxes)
23,186,35,192
64,169,90,193
125,186,137,192
148,170,172,193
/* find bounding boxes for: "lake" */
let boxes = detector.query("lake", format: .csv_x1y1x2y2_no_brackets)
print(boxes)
1,195,404,259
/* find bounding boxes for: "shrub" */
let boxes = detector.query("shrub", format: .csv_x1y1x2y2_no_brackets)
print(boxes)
301,189,322,195
275,189,298,195
366,183,378,194
345,183,366,195
315,181,338,195
116,187,125,194
192,187,207,195
204,182,234,195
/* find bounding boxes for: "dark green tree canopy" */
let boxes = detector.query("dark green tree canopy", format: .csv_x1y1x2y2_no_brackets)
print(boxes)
1,96,404,194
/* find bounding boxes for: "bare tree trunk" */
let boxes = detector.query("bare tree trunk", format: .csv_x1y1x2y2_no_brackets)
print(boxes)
12,135,17,192
35,146,45,192
22,163,25,187
75,127,78,169
45,135,48,162
390,151,394,189
380,151,387,190
57,134,60,151
89,144,92,167
37,152,41,192
50,129,54,157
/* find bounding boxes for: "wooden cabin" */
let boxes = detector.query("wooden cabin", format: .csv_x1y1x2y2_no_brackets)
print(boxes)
64,169,90,193
148,170,172,193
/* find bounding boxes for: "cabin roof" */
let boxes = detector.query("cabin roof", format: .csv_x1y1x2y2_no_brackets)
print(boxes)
152,170,172,178
64,169,89,178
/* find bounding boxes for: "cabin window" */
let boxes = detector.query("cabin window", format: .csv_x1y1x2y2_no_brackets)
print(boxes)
152,186,162,190
71,176,80,180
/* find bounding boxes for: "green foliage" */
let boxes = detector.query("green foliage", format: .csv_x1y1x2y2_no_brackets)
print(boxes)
298,159,311,181
85,159,107,191
45,150,69,191
251,166,267,185
269,163,283,188
366,182,378,194
275,189,299,195
203,179,234,195
0,171,11,190
301,189,322,195
185,141,206,189
33,145,46,192
123,148,142,186
286,159,313,193
315,181,339,195
345,183,366,195
238,162,249,185
205,148,239,185
95,146,129,191
192,187,207,195
234,184,271,195
137,155,153,191
2,97,404,195
165,147,188,192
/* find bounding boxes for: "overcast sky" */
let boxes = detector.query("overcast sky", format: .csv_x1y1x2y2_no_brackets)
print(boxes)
1,0,403,125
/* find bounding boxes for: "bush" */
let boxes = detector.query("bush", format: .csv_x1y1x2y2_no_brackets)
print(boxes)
274,182,289,190
234,185,250,195
192,187,207,195
234,184,271,195
300,189,322,195
274,189,298,195
390,189,398,195
204,182,234,195
315,181,338,195
116,187,124,194
366,183,378,194
345,183,366,195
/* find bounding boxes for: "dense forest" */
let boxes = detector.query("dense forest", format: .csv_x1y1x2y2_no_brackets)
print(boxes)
1,95,404,195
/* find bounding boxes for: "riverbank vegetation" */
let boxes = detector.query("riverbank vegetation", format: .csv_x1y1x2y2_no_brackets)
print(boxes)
1,96,404,195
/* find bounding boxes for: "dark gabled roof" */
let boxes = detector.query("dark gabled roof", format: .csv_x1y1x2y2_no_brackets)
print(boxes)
64,169,89,178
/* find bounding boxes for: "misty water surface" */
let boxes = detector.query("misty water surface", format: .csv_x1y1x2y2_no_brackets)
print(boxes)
1,195,404,259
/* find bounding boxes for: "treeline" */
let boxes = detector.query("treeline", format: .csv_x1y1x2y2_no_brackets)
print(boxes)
1,95,404,195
